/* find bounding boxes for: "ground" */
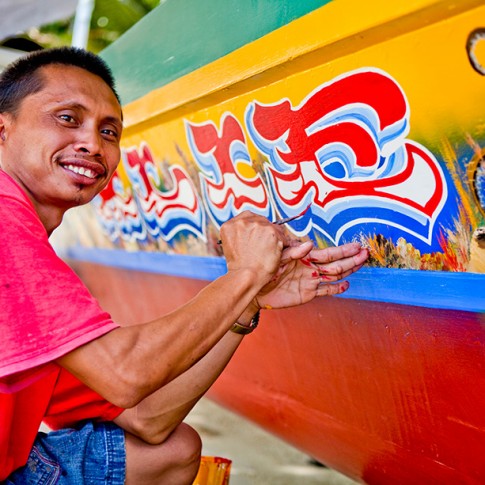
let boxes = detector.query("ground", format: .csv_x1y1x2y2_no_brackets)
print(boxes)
186,397,359,485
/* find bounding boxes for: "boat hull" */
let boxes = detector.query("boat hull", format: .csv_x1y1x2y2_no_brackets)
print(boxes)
70,260,484,484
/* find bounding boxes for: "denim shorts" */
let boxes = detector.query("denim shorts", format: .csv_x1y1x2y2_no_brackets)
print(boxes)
4,421,126,484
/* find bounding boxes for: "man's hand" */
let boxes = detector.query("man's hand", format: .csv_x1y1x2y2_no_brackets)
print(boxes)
254,241,369,310
219,211,290,286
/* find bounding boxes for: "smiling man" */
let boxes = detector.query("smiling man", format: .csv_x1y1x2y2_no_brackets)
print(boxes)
0,47,368,484
0,58,122,231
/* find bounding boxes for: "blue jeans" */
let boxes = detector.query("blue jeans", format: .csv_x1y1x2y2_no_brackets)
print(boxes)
4,421,126,484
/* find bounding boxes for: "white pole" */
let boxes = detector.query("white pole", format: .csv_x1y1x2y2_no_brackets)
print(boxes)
71,0,95,49
0,46,24,70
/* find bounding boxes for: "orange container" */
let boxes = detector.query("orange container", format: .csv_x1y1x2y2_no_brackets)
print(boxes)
193,456,232,485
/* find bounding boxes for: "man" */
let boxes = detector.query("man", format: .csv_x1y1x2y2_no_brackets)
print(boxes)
0,47,368,484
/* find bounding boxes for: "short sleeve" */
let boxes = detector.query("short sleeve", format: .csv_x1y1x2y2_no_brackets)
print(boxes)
0,185,119,383
43,368,124,430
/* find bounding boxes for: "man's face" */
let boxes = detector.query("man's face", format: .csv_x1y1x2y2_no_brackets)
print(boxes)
0,64,123,211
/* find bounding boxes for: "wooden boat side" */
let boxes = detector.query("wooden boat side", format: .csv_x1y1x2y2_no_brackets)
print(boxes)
69,260,484,483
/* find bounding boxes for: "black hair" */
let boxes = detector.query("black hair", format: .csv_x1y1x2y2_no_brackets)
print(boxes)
0,47,120,114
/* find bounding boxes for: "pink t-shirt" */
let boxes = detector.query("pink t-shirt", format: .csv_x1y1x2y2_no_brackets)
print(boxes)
0,169,121,478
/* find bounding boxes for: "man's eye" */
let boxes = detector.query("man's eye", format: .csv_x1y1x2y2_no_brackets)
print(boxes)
59,114,76,123
101,128,119,139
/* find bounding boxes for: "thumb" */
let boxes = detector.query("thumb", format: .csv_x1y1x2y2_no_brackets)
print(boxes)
281,241,313,264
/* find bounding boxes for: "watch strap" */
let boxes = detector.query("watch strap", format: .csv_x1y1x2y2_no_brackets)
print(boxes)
230,310,260,335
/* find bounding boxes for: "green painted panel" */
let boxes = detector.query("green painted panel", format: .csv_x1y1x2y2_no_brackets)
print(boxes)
101,0,333,104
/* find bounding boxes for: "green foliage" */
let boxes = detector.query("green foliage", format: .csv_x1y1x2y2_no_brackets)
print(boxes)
30,0,160,52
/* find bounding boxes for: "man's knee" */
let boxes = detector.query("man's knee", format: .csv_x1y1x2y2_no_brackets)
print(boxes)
125,423,202,484
167,422,202,468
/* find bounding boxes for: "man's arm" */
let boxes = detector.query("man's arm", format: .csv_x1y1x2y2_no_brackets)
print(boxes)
56,212,303,408
57,269,257,408
114,329,245,444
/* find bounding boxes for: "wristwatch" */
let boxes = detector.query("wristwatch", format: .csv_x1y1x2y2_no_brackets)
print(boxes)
230,310,260,335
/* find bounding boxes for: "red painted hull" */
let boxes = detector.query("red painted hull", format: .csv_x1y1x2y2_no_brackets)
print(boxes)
71,260,485,484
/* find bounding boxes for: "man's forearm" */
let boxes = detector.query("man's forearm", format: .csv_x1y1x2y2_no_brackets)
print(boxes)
57,268,262,408
114,330,245,444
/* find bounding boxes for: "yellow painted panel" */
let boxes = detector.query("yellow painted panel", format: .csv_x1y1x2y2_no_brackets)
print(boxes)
122,0,484,136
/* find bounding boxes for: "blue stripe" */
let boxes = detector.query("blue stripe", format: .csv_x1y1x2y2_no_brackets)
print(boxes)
65,247,228,281
64,247,485,313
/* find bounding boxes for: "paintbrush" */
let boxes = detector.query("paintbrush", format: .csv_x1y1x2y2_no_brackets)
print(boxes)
273,203,312,224
217,204,311,244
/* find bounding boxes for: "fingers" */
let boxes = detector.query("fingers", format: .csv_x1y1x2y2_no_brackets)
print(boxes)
311,244,369,297
308,242,364,263
221,211,288,275
309,245,369,279
317,260,366,281
305,243,368,298
315,280,350,297
280,241,313,264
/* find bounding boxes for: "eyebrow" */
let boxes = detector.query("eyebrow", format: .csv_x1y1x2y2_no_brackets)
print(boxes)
105,115,124,130
53,101,123,129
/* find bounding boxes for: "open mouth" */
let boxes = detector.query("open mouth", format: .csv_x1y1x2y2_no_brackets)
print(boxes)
58,157,107,182
64,164,98,179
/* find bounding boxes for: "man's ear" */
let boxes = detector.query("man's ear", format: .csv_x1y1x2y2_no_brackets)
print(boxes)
0,113,8,143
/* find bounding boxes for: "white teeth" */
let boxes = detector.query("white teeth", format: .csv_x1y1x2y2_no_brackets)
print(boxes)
66,164,96,179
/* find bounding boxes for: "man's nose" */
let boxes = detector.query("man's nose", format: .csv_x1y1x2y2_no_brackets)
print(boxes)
74,127,103,156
